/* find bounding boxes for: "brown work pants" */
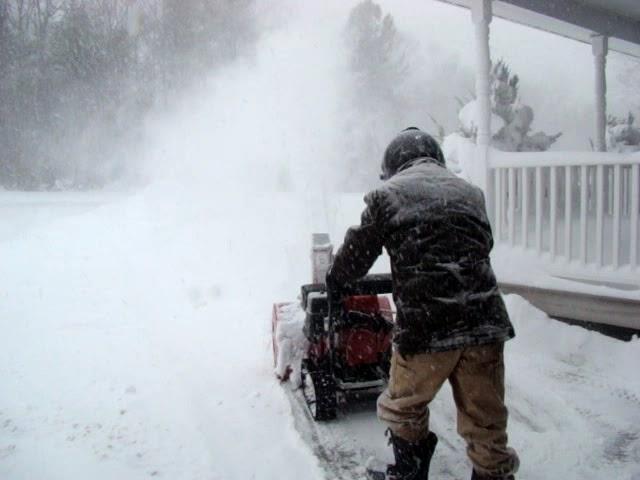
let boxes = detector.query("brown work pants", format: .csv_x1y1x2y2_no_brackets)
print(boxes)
377,342,519,477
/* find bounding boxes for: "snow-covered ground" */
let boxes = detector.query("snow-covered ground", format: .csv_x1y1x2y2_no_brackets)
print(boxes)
0,188,325,480
1,189,639,480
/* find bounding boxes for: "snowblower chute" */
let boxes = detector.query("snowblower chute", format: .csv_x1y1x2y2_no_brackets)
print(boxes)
272,234,395,421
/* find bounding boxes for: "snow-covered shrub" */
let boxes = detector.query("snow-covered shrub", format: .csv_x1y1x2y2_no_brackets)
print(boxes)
453,60,561,153
606,113,640,153
341,0,408,190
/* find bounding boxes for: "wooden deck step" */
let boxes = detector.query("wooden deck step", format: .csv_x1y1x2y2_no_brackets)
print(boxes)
499,282,640,332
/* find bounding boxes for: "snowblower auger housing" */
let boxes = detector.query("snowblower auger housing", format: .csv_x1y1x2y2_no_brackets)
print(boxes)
299,273,394,421
271,233,395,421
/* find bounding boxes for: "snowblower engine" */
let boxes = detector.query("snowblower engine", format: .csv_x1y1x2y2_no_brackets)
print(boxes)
272,234,395,421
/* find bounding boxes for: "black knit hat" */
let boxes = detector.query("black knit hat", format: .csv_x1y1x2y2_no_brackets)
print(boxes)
381,127,445,180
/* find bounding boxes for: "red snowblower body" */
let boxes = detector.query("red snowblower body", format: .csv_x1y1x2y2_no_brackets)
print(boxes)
272,234,395,421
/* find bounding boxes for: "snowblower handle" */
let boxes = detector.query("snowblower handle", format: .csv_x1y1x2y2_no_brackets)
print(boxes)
300,273,394,310
338,274,394,297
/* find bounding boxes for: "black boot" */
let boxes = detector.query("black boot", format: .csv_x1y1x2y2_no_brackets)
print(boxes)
368,431,438,480
471,470,515,480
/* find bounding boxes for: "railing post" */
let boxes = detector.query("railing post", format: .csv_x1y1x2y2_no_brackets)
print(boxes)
612,165,622,268
535,167,543,254
522,168,529,249
550,167,557,260
494,170,502,241
596,165,605,267
565,166,572,261
472,0,494,223
508,168,516,245
631,164,639,270
580,166,588,265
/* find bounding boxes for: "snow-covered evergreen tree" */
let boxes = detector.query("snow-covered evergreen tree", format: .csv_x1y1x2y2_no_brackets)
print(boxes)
607,112,640,153
341,0,407,191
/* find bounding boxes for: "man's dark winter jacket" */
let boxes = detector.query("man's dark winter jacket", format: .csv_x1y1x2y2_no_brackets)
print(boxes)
328,158,515,356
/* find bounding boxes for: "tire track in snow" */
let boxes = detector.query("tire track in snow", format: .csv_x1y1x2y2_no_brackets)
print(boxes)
284,388,364,480
283,386,467,480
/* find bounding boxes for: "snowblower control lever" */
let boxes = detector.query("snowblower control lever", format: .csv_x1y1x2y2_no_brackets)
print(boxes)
301,273,393,310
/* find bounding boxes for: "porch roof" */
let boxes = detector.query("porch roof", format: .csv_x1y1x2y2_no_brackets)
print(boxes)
435,0,640,58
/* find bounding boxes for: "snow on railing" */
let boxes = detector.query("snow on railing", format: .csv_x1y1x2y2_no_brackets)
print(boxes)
488,151,640,277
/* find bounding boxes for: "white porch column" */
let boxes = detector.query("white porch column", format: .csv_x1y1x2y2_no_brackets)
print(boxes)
471,0,494,215
472,0,493,151
592,34,608,152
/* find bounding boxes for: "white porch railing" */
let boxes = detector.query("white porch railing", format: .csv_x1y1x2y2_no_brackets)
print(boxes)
488,151,640,286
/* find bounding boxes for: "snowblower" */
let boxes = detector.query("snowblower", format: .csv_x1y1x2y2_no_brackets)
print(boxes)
272,234,395,421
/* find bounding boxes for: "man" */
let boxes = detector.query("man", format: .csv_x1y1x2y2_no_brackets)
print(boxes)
326,128,519,480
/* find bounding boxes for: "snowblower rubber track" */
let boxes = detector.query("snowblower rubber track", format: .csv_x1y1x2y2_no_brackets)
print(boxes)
301,360,338,421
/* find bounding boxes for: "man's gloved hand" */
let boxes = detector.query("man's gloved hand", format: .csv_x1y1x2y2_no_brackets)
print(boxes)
325,269,345,305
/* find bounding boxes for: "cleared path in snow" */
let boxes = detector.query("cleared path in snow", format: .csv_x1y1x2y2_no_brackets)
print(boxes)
281,295,640,480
